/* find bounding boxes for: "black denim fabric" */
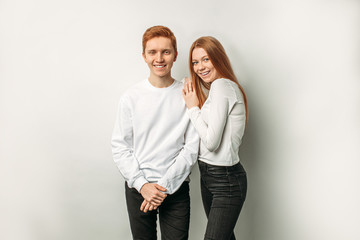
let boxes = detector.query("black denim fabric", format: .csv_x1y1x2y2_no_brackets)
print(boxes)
198,160,247,240
125,182,190,240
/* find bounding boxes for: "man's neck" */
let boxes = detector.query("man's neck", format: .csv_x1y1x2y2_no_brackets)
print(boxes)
148,75,175,88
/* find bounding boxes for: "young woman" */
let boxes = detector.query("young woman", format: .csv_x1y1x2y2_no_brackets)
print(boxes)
182,36,248,240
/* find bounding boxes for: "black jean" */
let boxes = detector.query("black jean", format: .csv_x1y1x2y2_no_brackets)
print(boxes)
125,181,190,240
198,160,247,240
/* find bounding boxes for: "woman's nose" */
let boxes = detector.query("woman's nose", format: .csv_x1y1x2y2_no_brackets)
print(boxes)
198,62,205,70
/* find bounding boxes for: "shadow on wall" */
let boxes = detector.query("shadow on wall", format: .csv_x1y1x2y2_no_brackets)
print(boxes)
226,45,261,240
236,75,259,240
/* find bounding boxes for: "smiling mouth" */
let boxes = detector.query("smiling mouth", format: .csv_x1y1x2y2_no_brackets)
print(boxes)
199,71,210,76
154,64,166,68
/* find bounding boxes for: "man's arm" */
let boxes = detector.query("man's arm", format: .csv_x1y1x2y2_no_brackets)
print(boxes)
111,97,148,191
112,96,167,208
157,121,199,194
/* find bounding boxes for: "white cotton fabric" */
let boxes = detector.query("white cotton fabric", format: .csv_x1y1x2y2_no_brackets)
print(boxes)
111,79,199,194
187,78,246,166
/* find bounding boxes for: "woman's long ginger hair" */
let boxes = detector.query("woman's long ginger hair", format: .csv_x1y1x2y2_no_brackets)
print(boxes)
189,36,248,123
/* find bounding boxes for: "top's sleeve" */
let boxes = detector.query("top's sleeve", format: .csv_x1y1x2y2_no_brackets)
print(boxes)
187,80,234,152
157,121,199,194
111,96,148,192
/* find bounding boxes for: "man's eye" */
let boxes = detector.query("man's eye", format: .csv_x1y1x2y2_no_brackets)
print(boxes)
164,51,170,54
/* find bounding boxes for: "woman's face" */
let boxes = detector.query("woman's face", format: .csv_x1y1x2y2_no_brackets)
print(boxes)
192,47,220,83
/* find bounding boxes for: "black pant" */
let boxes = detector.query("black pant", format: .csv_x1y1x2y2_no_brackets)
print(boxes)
198,161,247,240
125,182,190,240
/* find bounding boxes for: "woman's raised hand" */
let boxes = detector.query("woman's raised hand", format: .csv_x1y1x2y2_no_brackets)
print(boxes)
182,78,199,109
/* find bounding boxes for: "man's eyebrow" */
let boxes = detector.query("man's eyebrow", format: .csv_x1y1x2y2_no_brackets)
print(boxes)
146,49,172,53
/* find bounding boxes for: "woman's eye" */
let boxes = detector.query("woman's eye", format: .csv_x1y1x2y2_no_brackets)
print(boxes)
204,58,209,62
192,62,198,65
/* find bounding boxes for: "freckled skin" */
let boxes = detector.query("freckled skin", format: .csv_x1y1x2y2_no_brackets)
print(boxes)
192,47,220,83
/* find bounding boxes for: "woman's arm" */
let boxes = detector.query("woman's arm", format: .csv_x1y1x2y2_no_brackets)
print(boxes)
184,79,231,152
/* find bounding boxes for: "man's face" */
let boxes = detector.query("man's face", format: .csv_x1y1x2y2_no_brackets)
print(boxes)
142,37,177,79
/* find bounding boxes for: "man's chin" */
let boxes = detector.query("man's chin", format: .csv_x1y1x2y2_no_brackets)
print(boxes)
152,72,171,79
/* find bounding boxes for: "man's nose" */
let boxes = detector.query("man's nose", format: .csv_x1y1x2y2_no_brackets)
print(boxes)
156,53,164,62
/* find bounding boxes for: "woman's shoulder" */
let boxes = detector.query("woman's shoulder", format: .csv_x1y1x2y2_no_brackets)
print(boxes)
211,78,243,102
212,78,239,89
212,77,230,85
211,78,237,93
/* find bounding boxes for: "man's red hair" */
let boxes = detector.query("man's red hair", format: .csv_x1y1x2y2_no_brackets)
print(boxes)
142,26,177,53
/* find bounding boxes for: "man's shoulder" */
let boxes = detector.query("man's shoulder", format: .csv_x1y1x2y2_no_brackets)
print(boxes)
172,79,184,90
120,78,183,101
120,79,147,99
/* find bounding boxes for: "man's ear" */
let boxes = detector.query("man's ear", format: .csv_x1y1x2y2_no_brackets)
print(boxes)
173,51,178,62
142,52,146,62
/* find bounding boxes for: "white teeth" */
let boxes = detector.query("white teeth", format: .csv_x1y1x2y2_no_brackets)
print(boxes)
154,65,165,68
200,71,210,76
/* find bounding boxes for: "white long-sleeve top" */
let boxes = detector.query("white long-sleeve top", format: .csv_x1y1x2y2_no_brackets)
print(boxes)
111,79,199,194
187,78,246,166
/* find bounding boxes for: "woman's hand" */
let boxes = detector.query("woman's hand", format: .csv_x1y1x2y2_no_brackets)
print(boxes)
182,78,199,109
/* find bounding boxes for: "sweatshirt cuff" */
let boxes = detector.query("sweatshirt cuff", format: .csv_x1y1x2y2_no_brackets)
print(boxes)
187,106,200,119
133,176,148,193
157,180,170,194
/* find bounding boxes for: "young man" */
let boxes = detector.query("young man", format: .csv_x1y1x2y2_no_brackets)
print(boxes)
111,26,199,240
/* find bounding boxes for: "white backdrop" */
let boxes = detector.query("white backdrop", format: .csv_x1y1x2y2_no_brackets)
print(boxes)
1,0,359,239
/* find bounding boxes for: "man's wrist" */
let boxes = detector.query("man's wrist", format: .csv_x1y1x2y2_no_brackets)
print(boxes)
133,177,148,193
156,181,168,193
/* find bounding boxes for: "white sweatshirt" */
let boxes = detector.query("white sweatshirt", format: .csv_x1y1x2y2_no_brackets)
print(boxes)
187,78,246,166
111,79,199,194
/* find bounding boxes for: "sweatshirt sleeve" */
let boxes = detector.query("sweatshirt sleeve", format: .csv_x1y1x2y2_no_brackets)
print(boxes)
157,120,199,194
187,79,236,152
111,96,148,192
